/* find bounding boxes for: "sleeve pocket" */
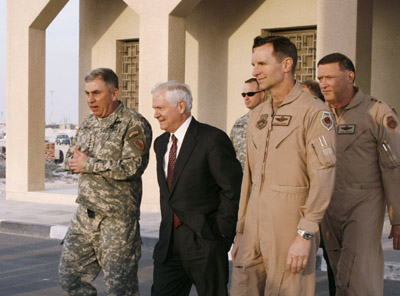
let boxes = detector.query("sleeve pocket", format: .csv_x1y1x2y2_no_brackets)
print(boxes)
379,140,400,168
310,135,336,168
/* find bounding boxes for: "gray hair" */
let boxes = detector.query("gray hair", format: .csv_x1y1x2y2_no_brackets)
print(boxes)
85,68,119,92
151,80,193,112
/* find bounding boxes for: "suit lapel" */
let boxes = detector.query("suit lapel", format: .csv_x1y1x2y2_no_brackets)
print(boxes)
169,118,198,197
156,132,169,193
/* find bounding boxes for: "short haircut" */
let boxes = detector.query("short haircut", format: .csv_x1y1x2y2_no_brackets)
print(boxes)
317,53,356,73
244,78,260,89
252,35,298,74
151,81,193,112
302,80,325,102
85,68,119,92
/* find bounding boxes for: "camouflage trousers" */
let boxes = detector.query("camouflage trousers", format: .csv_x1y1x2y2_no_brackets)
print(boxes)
59,204,141,296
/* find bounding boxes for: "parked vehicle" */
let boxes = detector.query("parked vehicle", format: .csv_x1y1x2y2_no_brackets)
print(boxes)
56,134,71,145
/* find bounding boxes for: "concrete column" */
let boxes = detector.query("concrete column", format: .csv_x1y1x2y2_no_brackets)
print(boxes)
355,0,373,93
123,0,200,211
317,0,373,92
6,0,68,199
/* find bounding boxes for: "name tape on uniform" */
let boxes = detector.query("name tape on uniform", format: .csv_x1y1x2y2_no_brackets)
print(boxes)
337,124,356,134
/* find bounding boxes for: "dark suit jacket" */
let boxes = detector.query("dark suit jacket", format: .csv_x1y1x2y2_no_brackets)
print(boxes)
153,117,243,263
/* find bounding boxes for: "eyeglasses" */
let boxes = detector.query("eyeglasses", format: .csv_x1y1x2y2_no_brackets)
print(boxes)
241,90,264,97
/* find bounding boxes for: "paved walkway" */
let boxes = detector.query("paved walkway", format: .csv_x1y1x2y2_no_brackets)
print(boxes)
0,193,399,280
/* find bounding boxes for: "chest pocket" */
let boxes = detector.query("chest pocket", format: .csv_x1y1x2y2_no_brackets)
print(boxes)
251,125,267,150
310,135,336,168
274,125,300,149
93,127,125,159
338,124,372,152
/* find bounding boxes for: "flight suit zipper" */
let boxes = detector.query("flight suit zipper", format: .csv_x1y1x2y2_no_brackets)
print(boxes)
259,110,274,193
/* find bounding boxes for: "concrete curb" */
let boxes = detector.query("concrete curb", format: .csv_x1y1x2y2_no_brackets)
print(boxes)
0,220,55,238
0,220,159,245
1,220,399,281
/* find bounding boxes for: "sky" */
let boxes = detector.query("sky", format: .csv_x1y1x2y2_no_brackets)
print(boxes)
0,0,79,124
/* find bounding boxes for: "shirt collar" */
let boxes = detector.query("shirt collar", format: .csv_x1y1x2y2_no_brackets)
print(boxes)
171,115,192,143
343,87,364,110
91,101,123,128
266,81,303,109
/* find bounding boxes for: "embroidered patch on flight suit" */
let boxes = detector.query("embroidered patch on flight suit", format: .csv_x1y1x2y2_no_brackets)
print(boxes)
272,115,291,126
256,114,268,130
385,115,398,131
319,111,334,131
337,124,356,134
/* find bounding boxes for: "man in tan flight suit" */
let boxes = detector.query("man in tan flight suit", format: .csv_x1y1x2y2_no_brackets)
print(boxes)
230,35,337,296
318,53,400,296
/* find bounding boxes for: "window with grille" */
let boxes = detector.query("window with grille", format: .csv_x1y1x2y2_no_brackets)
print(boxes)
116,39,139,111
262,27,317,82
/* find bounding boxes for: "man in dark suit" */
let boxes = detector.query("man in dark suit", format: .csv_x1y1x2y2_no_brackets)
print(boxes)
151,81,243,296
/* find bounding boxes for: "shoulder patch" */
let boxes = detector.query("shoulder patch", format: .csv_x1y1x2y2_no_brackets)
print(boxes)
128,130,139,138
133,138,145,151
386,115,398,131
126,126,147,154
319,111,334,131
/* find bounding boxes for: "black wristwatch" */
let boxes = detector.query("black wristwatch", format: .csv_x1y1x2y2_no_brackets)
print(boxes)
297,229,314,240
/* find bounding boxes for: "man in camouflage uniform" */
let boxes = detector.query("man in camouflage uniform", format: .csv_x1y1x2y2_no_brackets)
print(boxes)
318,53,400,296
230,78,265,170
59,68,152,296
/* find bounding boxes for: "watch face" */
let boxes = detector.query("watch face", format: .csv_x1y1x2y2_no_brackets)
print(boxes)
304,232,313,240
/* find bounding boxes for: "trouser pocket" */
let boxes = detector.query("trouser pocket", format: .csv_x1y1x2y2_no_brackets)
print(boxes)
337,249,356,291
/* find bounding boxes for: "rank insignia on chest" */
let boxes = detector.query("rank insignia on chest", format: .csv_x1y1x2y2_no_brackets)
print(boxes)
320,111,334,131
337,124,356,134
272,115,291,126
256,114,268,130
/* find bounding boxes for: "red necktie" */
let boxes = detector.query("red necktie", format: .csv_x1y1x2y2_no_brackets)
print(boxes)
167,135,182,228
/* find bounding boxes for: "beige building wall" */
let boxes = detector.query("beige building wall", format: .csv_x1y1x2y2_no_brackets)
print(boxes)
317,0,400,111
227,0,317,132
79,0,140,122
6,0,400,210
371,0,400,112
185,0,318,132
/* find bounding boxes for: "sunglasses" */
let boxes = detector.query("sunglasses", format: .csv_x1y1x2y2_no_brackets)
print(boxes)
241,90,264,97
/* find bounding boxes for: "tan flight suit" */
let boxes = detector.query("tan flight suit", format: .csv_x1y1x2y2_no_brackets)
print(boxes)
230,82,336,296
321,88,400,296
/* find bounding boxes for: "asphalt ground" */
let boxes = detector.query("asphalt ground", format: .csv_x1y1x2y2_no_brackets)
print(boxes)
1,192,400,294
2,232,400,296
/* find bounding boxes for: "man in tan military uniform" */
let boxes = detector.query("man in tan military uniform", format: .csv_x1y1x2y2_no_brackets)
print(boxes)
230,78,265,170
59,68,152,296
318,53,400,296
230,36,336,296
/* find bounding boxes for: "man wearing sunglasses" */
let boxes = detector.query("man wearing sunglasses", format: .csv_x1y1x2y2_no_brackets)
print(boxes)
230,78,265,170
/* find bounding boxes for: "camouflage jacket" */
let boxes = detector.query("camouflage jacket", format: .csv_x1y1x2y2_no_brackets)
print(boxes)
230,113,249,171
64,102,152,219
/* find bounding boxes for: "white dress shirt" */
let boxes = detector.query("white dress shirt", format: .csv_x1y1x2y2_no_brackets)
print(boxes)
163,116,192,178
